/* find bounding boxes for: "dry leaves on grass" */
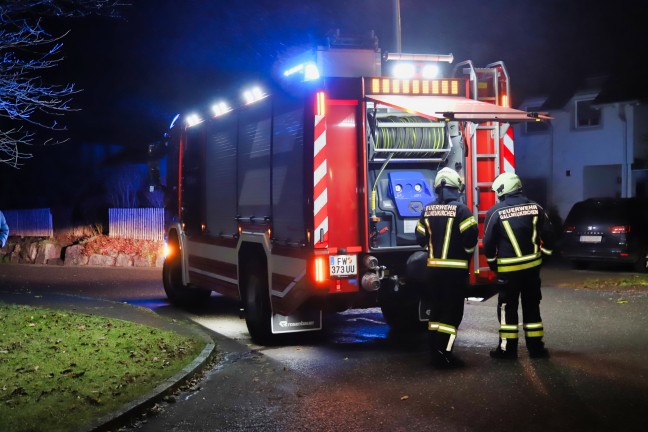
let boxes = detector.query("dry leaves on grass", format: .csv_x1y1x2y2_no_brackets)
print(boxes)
566,274,648,293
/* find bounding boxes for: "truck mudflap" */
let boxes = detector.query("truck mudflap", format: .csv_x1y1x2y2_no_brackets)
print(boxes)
271,308,323,334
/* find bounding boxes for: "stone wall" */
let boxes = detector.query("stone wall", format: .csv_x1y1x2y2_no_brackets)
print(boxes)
0,237,164,268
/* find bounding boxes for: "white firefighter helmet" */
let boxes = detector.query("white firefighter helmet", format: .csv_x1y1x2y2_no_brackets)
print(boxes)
434,167,463,190
492,172,523,198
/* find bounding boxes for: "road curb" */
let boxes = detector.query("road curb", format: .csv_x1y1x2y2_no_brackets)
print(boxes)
87,322,217,432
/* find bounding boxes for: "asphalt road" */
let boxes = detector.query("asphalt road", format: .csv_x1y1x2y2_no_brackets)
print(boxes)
1,263,647,432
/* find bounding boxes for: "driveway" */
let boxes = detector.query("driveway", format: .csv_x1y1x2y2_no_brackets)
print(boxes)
1,263,646,432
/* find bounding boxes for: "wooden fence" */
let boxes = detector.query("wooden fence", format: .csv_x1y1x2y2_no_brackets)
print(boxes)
3,208,54,238
108,208,164,241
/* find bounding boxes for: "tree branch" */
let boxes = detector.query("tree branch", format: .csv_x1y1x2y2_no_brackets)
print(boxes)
0,1,128,168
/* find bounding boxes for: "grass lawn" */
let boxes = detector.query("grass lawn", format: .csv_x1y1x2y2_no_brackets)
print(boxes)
563,274,648,293
0,303,207,432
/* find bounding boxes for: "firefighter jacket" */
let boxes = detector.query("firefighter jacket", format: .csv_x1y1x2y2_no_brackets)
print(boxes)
415,195,478,271
483,193,555,273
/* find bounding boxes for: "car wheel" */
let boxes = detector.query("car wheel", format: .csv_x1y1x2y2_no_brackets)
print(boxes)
633,249,648,273
571,260,589,270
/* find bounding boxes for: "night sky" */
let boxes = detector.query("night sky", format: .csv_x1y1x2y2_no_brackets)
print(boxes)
54,0,644,149
0,0,645,208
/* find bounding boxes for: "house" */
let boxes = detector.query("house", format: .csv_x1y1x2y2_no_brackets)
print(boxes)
513,71,648,224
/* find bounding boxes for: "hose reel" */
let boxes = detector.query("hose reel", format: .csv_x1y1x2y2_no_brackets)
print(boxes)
370,115,450,161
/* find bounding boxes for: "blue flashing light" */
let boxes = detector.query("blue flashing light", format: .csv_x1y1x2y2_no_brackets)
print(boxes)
284,63,305,76
283,62,320,82
169,113,180,129
304,63,320,81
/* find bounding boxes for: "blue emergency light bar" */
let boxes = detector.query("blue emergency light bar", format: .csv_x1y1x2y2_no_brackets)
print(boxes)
283,62,320,81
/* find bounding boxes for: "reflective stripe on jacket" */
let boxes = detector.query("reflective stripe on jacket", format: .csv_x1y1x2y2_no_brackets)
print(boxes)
483,194,555,273
415,200,478,271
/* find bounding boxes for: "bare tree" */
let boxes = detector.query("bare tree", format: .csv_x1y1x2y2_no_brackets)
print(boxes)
0,0,127,168
105,164,141,208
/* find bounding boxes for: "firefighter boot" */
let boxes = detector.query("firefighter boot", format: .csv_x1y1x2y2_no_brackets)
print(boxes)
527,338,549,358
490,339,518,360
431,350,465,369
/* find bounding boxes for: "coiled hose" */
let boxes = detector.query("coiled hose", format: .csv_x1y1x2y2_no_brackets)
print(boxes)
374,116,445,158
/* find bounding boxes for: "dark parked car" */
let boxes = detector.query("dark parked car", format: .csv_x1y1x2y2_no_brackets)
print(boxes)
561,198,648,272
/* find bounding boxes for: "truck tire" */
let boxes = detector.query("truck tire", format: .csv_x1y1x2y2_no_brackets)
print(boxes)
379,251,428,332
243,262,273,344
162,250,211,307
378,284,426,332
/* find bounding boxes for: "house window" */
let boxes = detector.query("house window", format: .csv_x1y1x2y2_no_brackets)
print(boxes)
525,106,549,133
575,98,601,128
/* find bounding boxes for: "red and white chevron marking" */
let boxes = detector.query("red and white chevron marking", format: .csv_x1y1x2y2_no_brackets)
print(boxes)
501,126,515,173
313,114,328,248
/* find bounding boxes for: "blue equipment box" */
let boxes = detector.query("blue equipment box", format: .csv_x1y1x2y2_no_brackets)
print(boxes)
388,171,434,217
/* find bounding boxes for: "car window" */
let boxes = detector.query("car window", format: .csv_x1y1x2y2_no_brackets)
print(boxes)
565,200,632,225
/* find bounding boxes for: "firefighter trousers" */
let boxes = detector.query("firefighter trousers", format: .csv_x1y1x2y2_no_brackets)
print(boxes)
423,269,468,353
496,267,545,352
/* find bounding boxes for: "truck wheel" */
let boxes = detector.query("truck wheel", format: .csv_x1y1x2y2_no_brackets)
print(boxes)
243,263,273,344
378,285,426,332
162,250,211,307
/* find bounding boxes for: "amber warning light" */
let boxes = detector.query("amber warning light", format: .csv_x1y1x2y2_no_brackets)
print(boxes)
368,78,465,97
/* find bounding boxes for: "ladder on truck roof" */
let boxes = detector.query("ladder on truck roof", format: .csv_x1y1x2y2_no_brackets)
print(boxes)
453,60,511,276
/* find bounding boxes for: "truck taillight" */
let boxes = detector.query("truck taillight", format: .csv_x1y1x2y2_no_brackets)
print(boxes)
312,256,328,284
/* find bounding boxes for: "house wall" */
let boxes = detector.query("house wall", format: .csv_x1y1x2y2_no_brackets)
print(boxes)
515,98,647,222
633,104,648,161
513,121,552,209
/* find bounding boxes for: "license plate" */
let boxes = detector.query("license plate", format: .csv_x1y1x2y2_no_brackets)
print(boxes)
580,235,602,243
329,254,357,278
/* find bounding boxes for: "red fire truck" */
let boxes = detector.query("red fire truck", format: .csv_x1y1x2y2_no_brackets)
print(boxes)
161,39,550,343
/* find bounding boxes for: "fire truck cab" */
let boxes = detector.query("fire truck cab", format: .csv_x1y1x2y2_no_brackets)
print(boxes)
160,35,550,344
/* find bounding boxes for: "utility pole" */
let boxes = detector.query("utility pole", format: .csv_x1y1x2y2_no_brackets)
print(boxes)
393,0,402,53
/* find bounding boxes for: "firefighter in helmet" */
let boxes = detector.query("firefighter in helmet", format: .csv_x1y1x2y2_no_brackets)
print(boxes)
483,172,555,359
415,167,478,369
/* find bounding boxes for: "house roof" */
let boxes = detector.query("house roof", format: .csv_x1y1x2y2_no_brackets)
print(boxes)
538,59,647,110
